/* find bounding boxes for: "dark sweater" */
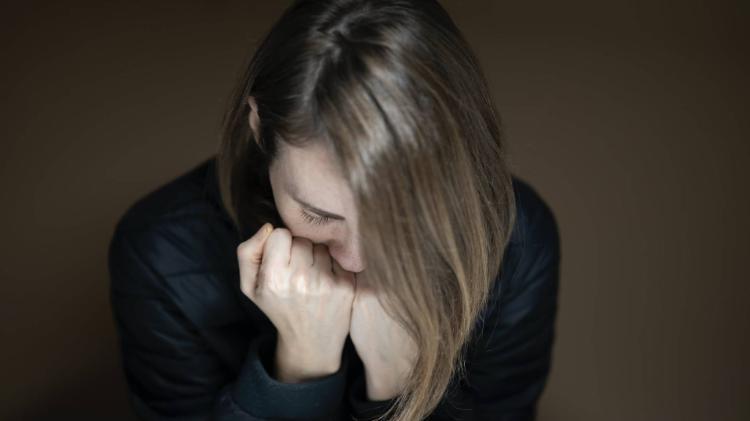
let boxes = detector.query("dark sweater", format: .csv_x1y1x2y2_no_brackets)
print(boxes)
107,156,560,420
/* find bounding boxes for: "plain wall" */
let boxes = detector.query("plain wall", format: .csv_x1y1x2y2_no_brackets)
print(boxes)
1,1,748,419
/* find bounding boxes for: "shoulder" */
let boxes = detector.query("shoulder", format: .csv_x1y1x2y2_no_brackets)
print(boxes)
108,156,240,282
467,175,561,351
113,156,225,232
507,176,560,249
483,175,561,314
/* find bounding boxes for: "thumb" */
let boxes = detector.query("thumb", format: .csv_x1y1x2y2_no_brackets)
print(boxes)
237,222,274,298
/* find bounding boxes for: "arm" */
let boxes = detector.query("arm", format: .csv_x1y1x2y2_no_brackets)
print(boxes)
108,225,350,421
216,331,351,420
346,361,400,420
341,194,561,421
464,199,561,420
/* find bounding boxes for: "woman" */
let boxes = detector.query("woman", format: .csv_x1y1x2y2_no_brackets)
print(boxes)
108,0,561,420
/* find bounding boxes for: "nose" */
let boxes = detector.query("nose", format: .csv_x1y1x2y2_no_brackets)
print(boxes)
328,241,365,273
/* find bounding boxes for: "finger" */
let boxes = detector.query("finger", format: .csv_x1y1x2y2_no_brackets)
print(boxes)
237,223,274,297
312,243,333,274
262,227,292,270
290,236,314,268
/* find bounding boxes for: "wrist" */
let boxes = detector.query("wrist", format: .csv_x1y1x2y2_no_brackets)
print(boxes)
363,366,406,401
273,337,341,383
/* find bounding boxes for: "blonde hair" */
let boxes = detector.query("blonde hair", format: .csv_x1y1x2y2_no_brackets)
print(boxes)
216,1,516,419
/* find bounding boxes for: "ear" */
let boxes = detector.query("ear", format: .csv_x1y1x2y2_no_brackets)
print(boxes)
247,95,261,146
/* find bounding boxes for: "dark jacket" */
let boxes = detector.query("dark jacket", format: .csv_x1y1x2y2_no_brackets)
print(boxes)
107,155,561,421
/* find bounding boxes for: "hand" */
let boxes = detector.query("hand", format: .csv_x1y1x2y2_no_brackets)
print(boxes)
349,271,418,400
237,223,356,382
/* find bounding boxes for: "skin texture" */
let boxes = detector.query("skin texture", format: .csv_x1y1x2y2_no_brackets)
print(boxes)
238,96,418,398
237,222,356,382
268,139,365,274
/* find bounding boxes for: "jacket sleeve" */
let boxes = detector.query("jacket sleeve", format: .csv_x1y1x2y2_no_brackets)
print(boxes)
346,367,400,420
464,201,561,420
108,225,349,421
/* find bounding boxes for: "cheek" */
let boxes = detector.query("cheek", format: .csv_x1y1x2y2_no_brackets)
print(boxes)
276,204,303,233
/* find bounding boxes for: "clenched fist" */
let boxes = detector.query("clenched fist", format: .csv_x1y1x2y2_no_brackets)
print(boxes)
237,223,356,383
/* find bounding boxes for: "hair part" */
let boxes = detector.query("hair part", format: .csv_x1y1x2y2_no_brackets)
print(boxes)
216,1,516,419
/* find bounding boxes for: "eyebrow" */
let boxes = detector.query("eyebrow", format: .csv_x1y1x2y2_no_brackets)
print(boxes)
287,182,346,221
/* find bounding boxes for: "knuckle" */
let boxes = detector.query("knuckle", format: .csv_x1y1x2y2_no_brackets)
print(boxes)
239,282,251,297
275,228,291,240
235,242,246,257
259,228,286,248
319,270,335,286
290,268,309,284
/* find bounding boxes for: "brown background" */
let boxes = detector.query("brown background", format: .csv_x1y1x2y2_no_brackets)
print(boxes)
2,1,748,420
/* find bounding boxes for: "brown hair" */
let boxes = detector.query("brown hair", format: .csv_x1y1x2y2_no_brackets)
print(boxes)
216,0,516,419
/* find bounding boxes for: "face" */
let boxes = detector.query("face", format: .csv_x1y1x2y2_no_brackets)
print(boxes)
268,140,366,274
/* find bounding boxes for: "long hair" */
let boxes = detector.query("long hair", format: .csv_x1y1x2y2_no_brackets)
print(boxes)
216,1,517,419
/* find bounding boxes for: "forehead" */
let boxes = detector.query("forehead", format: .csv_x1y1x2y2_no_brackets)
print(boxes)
277,141,353,199
280,140,338,171
278,141,341,178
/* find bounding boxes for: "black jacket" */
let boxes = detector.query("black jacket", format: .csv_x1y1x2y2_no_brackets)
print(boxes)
107,156,561,421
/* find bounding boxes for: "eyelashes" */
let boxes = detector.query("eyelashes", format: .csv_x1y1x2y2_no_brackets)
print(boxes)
298,207,331,226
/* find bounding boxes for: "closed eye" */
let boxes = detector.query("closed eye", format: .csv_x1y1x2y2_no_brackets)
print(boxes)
299,207,332,226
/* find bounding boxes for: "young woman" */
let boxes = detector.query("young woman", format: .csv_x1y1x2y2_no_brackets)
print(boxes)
108,1,561,420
